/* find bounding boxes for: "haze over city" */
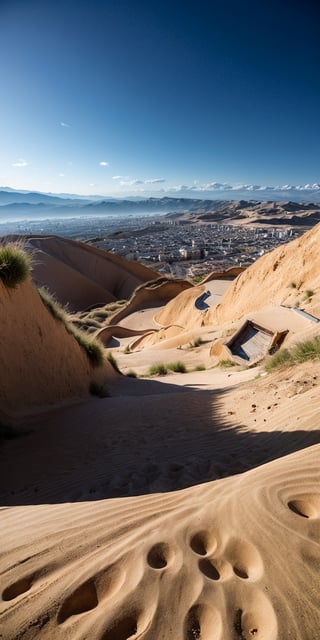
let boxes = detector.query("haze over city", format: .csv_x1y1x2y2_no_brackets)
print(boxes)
1,0,320,201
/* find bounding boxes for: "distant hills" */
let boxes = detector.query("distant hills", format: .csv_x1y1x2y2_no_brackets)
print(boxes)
0,188,225,217
0,187,319,225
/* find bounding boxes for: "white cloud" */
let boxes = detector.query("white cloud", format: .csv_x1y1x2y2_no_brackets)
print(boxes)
99,161,109,166
60,121,70,127
167,181,320,196
120,179,144,186
12,159,29,167
112,175,165,185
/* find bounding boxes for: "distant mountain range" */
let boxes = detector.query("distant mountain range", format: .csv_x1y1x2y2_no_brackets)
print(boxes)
0,188,319,225
0,188,226,218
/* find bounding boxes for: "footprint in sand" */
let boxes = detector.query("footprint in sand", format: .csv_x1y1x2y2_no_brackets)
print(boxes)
51,532,276,639
58,579,99,623
287,493,320,520
2,573,35,601
147,542,175,569
184,603,223,640
58,563,125,624
189,530,217,556
186,531,276,640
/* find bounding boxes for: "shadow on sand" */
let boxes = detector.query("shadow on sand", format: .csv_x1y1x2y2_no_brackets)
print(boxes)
1,375,319,506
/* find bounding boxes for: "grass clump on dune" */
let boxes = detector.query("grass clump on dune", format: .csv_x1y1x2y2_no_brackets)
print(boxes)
293,336,320,362
74,333,104,367
265,349,293,371
0,244,30,289
149,361,188,375
106,351,121,373
38,287,104,367
167,361,187,373
148,363,168,376
219,359,235,368
38,287,67,322
265,335,320,371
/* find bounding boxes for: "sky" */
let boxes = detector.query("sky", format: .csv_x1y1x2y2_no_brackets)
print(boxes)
1,0,320,200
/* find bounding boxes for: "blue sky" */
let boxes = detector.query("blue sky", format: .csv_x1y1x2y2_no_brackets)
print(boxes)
1,0,320,199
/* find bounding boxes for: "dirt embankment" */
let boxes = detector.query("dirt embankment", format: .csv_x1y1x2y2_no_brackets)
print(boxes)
209,222,320,325
0,277,115,417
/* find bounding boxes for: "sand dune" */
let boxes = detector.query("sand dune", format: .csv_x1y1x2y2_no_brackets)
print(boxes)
24,235,160,311
0,444,319,639
107,278,192,326
210,222,320,324
1,225,320,639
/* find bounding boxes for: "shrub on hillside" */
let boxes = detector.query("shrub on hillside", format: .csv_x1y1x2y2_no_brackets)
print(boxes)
265,335,320,371
38,287,104,367
148,363,168,376
0,244,30,288
167,361,187,373
38,287,67,322
106,351,121,373
75,333,104,367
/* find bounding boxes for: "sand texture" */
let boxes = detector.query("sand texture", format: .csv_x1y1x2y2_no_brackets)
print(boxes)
209,222,320,324
0,446,319,639
1,226,320,639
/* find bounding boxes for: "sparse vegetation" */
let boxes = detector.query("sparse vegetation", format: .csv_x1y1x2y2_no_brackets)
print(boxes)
265,348,293,371
167,361,187,373
293,336,320,362
219,359,235,368
148,361,188,375
72,299,128,333
75,333,104,367
89,382,110,397
106,351,121,373
0,244,30,289
290,281,297,289
193,275,204,284
38,287,68,321
38,287,104,367
304,290,314,300
148,363,168,376
194,364,206,371
265,335,320,371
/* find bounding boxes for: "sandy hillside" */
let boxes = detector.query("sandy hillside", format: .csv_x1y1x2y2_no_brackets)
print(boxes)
0,276,116,418
1,227,320,639
0,443,319,639
209,221,320,324
22,235,161,311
